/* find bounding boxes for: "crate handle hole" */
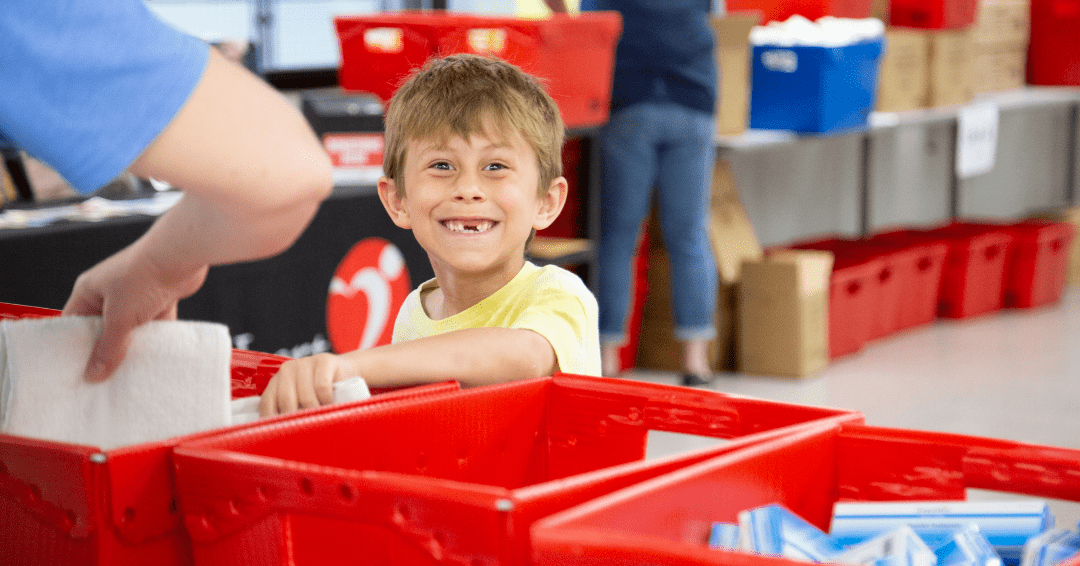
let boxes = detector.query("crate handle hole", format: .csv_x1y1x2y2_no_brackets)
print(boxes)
918,258,933,271
985,246,1000,260
847,281,861,294
122,506,136,524
64,510,78,529
26,484,41,503
299,477,315,496
879,268,892,282
1052,240,1065,252
0,460,7,476
339,483,354,502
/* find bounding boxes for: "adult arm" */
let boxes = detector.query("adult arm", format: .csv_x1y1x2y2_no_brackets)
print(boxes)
63,48,333,381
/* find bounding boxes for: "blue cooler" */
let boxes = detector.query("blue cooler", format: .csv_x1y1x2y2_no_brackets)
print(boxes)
749,37,884,134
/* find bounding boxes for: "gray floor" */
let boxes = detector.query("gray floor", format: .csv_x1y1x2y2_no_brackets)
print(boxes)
635,286,1080,527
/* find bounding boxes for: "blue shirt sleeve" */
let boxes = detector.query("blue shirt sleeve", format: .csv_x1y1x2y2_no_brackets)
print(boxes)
0,0,209,193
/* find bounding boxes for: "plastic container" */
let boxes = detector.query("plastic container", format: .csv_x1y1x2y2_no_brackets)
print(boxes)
1002,220,1076,309
1027,0,1080,86
531,422,1080,566
0,302,460,566
749,38,884,134
866,230,949,332
926,222,1015,319
788,238,885,357
889,0,980,28
726,0,872,24
171,374,862,566
333,11,623,128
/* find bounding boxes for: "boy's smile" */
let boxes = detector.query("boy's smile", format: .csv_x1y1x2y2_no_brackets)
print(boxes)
377,124,567,310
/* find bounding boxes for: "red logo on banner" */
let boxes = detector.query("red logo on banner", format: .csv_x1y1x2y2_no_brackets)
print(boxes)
326,238,412,354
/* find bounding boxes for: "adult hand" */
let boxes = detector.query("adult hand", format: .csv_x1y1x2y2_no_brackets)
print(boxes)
62,234,208,382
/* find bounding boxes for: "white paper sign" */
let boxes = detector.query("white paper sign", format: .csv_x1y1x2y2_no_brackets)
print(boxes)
955,102,1000,179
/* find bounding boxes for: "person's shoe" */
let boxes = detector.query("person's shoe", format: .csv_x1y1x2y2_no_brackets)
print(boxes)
680,372,714,387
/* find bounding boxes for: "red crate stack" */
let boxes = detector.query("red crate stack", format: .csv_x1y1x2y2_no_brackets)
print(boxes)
1027,0,1080,85
925,221,1014,319
531,422,1080,566
726,0,872,23
865,230,950,332
333,12,623,128
0,303,460,566
1002,219,1076,309
171,374,861,566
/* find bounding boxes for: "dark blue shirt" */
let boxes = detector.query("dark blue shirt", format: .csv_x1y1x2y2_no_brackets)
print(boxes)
583,0,716,114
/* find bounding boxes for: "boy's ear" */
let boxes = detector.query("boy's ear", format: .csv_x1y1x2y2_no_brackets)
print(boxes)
377,176,411,229
533,176,568,230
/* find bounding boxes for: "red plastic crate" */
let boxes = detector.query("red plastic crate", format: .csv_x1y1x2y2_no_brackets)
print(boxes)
788,238,887,356
889,0,979,28
171,374,862,566
1002,220,1076,309
531,422,1080,566
866,231,949,332
333,11,623,128
1027,0,1080,85
924,221,1014,319
726,0,872,24
0,302,460,566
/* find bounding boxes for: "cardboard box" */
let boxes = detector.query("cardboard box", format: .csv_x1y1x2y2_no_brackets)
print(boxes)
972,40,1028,92
1027,207,1080,285
973,0,1031,45
876,28,932,112
738,250,834,377
636,158,762,373
711,12,762,136
926,27,974,107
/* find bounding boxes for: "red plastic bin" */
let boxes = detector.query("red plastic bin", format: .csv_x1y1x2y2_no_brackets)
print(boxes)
333,11,623,128
726,0,872,24
1027,0,1080,85
0,302,460,566
1002,220,1076,309
866,230,949,332
788,238,886,357
888,0,979,28
924,221,1014,319
171,374,862,566
531,422,1080,566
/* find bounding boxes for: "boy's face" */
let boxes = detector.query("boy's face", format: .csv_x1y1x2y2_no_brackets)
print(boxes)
377,126,566,283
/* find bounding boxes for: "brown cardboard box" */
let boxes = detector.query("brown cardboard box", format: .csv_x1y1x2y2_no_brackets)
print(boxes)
636,158,762,373
876,28,931,112
972,41,1029,92
973,0,1031,45
1028,208,1080,285
738,250,834,377
711,12,762,136
926,27,974,107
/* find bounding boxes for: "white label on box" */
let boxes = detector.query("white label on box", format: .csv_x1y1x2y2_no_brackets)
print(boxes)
762,49,798,73
956,102,1000,179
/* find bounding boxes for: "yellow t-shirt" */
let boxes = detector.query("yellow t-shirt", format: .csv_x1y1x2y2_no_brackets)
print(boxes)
392,262,601,376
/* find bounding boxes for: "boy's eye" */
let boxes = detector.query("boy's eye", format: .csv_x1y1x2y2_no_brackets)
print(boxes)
484,163,507,171
431,161,453,170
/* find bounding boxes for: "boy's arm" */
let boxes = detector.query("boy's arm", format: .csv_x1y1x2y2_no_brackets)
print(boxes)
259,326,558,416
348,326,558,388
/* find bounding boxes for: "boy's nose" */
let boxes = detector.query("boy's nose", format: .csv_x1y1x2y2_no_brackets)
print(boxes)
452,176,485,201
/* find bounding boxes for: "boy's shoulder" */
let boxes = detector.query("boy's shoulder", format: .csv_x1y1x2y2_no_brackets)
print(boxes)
516,263,596,306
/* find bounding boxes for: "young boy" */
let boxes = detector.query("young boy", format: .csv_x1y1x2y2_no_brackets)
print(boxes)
259,54,601,416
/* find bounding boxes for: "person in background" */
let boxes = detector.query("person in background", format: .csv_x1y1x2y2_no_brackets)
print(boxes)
546,0,720,386
259,54,601,416
1,1,333,382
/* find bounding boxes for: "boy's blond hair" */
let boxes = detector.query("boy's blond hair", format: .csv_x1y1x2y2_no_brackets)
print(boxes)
382,54,564,196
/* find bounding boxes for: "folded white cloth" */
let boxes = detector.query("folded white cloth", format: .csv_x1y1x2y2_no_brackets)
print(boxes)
0,316,232,450
229,375,371,425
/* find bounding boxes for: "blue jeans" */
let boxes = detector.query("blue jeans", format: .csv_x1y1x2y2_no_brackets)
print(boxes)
597,101,718,345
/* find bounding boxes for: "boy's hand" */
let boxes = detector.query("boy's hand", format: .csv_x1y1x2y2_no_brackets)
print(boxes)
259,353,358,417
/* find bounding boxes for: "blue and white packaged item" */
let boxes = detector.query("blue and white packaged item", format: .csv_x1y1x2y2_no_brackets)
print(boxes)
934,525,1003,566
739,506,784,556
831,501,1055,565
739,504,843,561
710,522,741,550
1020,529,1080,566
835,525,938,566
